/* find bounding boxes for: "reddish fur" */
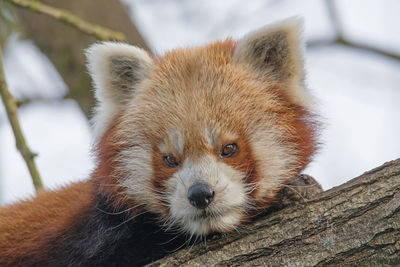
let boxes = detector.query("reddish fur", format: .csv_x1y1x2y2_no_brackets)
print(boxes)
92,116,142,216
257,104,318,211
156,39,237,65
255,104,318,211
0,117,144,265
0,115,149,265
289,106,319,173
0,181,94,265
151,148,180,214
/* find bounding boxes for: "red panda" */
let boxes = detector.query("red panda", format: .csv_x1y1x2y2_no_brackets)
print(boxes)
0,18,320,266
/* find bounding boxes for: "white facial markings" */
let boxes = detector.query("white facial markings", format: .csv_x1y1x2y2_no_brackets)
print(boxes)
249,125,298,201
157,130,184,156
157,142,168,155
204,124,239,148
119,140,162,214
166,155,249,236
168,130,184,155
204,125,218,147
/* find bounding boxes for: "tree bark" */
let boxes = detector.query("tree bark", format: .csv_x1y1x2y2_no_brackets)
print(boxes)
148,158,400,266
16,0,150,117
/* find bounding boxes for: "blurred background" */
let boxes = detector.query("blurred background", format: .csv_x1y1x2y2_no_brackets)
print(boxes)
1,0,399,205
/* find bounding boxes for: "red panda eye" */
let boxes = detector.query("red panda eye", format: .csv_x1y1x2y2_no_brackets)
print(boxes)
163,155,179,168
221,143,238,158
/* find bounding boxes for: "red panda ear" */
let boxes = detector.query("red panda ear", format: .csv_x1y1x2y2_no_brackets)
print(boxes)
85,42,153,138
233,17,311,108
86,42,153,105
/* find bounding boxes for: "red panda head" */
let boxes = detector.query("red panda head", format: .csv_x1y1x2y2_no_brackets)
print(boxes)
86,18,318,236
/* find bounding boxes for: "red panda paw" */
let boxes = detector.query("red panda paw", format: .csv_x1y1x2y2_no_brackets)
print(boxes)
275,174,323,208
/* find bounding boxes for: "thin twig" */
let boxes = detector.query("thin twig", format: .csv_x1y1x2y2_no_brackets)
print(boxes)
7,0,126,42
0,44,43,191
307,38,400,61
309,0,400,61
325,0,344,38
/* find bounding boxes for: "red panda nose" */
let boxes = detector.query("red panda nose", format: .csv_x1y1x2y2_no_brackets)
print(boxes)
187,184,215,209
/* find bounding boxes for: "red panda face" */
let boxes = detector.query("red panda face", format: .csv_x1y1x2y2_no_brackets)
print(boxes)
87,18,317,236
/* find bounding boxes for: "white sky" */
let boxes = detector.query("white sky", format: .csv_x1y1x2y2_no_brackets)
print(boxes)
1,0,400,204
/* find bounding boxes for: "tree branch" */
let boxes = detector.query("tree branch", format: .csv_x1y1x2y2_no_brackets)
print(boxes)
325,0,344,38
0,44,43,191
148,158,400,266
307,38,400,61
316,0,400,61
7,0,126,42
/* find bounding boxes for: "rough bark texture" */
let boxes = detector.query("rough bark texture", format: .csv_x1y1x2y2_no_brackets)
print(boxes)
16,0,150,117
148,158,400,266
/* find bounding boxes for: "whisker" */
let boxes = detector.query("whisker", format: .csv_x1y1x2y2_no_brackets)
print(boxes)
157,231,185,245
96,203,145,215
279,182,319,188
166,233,192,253
108,210,150,231
177,175,188,192
278,183,306,202
187,234,200,252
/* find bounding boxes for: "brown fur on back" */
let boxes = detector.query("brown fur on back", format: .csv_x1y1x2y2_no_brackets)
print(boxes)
0,181,94,265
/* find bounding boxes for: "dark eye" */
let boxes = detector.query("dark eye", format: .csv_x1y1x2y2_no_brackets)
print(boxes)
163,155,179,168
220,143,238,158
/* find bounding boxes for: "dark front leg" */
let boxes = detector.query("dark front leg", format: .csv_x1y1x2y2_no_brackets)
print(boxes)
274,174,323,208
53,194,188,267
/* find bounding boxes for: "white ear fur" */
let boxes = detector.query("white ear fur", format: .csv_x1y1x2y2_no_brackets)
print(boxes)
233,17,312,108
86,42,153,139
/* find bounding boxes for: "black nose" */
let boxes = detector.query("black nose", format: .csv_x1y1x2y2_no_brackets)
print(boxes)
187,184,215,209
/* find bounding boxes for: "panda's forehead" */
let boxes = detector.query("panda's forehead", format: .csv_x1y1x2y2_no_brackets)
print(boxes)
158,130,184,155
157,124,238,157
204,124,238,147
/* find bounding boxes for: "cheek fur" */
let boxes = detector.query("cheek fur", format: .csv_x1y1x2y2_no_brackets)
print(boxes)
92,118,139,214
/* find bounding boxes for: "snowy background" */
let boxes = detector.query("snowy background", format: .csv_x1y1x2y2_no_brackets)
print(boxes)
1,0,400,204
